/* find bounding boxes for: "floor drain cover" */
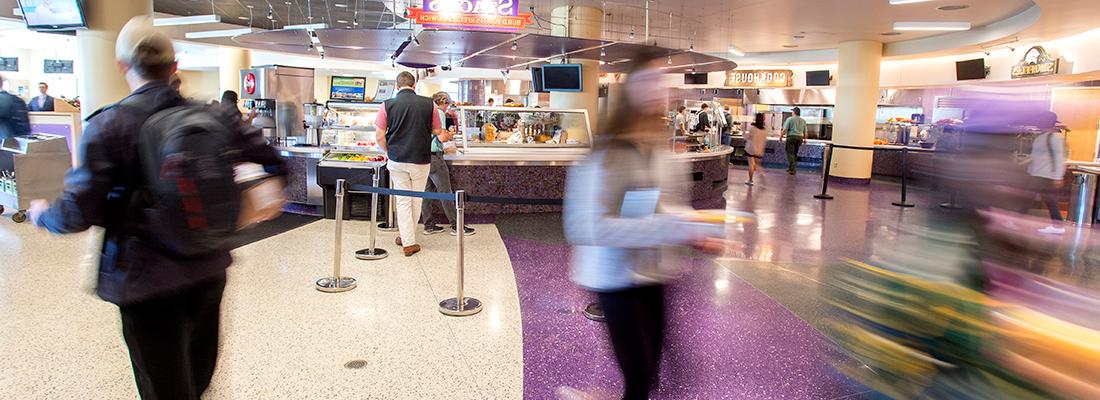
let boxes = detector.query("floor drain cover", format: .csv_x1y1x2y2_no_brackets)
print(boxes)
344,360,367,369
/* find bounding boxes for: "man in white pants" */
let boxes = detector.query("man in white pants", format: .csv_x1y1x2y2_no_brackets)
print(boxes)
375,71,451,256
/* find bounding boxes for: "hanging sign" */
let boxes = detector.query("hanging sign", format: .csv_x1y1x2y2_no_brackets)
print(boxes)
407,0,534,32
725,69,794,88
1011,46,1060,79
43,59,73,74
0,57,17,72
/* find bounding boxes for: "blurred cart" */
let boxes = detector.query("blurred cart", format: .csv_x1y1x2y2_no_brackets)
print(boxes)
0,134,72,223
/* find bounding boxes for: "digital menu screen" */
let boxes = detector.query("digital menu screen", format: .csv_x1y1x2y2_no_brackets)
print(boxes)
18,0,87,30
330,77,367,102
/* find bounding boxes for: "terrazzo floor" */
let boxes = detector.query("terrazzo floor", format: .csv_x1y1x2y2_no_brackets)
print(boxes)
0,165,988,399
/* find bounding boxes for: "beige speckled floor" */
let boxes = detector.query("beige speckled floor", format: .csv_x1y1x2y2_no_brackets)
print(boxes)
0,218,523,399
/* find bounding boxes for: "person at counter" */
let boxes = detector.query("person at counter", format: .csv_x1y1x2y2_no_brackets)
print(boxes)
781,107,807,175
1023,112,1068,235
421,91,474,237
0,75,31,143
694,103,711,133
674,106,687,136
721,106,733,146
27,82,55,112
375,71,452,257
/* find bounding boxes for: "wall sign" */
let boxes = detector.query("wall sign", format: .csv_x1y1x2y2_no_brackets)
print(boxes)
44,59,73,74
407,0,534,32
1011,46,1060,79
725,69,794,88
244,72,257,95
0,57,17,72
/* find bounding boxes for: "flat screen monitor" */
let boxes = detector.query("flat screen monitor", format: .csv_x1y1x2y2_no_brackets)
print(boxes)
684,73,709,85
330,76,367,102
956,59,986,81
530,67,547,93
18,0,87,31
806,70,831,86
541,64,583,92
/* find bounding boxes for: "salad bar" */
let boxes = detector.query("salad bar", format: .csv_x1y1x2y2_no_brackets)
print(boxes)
317,149,390,220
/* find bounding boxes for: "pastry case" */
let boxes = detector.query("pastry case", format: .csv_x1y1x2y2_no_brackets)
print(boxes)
454,106,593,152
322,102,382,147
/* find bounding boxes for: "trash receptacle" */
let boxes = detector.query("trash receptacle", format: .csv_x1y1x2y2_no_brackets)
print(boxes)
1069,171,1098,225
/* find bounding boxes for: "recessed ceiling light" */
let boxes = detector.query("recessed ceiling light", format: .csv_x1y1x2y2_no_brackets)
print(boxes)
337,20,348,23
728,45,745,57
334,3,348,7
782,45,799,48
889,0,935,4
937,5,970,11
893,21,971,31
881,32,903,36
238,16,249,20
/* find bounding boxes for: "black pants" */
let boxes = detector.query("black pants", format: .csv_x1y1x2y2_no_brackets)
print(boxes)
1023,176,1064,222
597,285,666,400
421,153,457,227
785,136,803,173
119,274,227,400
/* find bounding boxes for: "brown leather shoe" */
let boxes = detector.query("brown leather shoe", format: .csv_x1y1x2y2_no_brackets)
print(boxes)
395,237,402,246
403,244,421,257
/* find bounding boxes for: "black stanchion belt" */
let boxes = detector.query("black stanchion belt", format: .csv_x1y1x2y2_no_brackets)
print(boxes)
346,184,564,205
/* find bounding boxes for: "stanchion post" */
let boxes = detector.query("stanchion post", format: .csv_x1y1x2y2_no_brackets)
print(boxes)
378,176,398,232
892,147,916,208
356,167,389,260
439,190,483,317
814,143,835,200
316,179,357,293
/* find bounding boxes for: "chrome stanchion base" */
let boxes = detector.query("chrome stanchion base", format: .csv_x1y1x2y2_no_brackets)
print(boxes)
813,194,834,200
583,303,605,322
377,222,398,232
355,248,389,260
439,297,483,317
892,201,916,208
315,277,357,293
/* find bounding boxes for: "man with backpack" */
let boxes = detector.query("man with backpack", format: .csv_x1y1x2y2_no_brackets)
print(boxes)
27,17,285,399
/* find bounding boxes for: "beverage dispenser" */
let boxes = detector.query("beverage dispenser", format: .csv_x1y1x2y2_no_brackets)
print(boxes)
240,66,316,146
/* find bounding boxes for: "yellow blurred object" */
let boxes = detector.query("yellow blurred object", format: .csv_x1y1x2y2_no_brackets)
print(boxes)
483,123,497,142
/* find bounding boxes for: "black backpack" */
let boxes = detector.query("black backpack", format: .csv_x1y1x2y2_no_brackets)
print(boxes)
131,103,242,257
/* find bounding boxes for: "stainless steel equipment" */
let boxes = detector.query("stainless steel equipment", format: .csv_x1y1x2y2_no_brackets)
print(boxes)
240,66,316,146
303,103,327,147
1070,168,1100,225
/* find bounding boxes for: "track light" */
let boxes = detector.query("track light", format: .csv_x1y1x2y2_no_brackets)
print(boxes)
511,41,518,51
600,48,606,57
410,35,420,46
629,28,635,39
667,56,672,64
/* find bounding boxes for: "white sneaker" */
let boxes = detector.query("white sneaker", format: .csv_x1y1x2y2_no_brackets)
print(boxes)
1039,225,1066,235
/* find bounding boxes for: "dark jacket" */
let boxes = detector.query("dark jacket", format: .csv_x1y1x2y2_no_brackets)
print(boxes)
36,82,286,305
0,90,30,142
384,89,435,164
28,95,55,112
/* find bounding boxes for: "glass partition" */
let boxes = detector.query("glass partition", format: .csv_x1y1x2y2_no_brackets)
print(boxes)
454,106,592,151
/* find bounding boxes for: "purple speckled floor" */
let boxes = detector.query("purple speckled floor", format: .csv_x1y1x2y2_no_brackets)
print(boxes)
501,236,864,400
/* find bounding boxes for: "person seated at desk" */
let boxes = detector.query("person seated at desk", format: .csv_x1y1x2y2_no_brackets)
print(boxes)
27,82,55,112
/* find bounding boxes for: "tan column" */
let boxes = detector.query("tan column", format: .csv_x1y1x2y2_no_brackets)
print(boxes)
75,0,152,120
831,40,883,180
549,6,602,134
219,47,252,96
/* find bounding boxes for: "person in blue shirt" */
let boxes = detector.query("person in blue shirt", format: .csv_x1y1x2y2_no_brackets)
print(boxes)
781,107,808,175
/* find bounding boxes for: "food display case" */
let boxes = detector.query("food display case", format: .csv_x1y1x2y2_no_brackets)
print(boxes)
321,102,383,147
454,106,593,154
316,148,389,220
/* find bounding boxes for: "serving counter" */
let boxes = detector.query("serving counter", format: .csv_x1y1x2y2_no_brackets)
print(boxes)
728,135,938,179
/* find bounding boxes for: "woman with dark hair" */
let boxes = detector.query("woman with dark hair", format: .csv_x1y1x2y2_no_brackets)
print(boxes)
564,53,725,400
745,112,768,185
220,90,239,107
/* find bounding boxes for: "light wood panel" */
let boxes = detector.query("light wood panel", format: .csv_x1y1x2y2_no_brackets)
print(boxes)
1051,88,1100,162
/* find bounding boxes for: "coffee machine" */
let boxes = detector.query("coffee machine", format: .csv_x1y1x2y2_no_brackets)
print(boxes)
303,103,327,147
240,66,315,146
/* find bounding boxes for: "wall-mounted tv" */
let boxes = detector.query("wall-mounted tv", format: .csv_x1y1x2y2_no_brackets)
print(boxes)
18,0,87,31
330,76,367,102
806,70,831,86
956,59,987,81
530,67,547,93
541,64,583,92
684,73,709,85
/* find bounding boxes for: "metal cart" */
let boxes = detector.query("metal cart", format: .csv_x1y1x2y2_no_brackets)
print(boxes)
0,134,72,223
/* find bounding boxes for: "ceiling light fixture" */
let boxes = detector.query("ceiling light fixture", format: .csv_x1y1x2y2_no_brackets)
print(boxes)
184,28,257,39
600,48,606,57
511,41,518,51
888,0,936,4
629,27,635,40
153,15,221,26
667,56,672,64
285,23,329,30
334,3,348,7
728,46,745,57
893,21,971,31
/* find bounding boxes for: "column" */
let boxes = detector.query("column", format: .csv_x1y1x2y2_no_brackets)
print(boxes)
831,41,883,182
75,0,152,120
550,6,602,134
219,47,252,97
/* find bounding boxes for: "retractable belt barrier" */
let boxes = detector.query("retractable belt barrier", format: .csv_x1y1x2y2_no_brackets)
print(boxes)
814,143,934,208
318,172,564,317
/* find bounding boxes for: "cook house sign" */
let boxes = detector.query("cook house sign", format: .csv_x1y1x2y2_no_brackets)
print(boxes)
725,69,795,88
1011,46,1060,79
408,0,534,32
